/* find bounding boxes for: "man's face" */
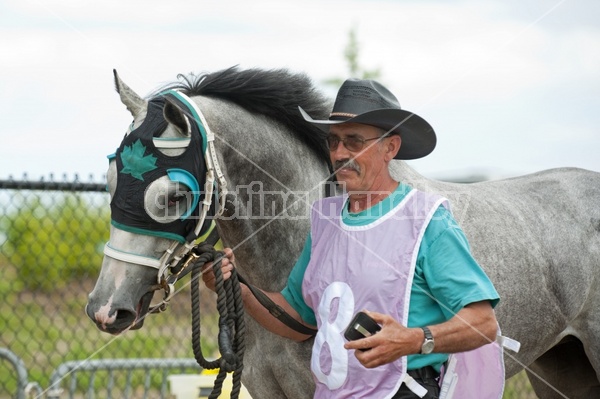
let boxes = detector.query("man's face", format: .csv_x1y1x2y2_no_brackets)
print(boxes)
328,123,389,193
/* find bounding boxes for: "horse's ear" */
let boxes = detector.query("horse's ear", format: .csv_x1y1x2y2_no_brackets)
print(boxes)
163,97,191,137
113,69,147,119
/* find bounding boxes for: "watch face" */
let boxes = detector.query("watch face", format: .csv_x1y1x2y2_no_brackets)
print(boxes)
421,340,435,354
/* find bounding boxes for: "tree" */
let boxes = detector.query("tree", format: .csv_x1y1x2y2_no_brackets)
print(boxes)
324,26,382,88
1,193,109,291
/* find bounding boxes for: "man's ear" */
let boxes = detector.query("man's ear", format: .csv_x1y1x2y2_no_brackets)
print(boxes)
385,135,402,161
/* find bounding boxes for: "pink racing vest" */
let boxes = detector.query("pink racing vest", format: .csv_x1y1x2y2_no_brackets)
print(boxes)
303,189,448,398
439,337,509,399
302,189,516,399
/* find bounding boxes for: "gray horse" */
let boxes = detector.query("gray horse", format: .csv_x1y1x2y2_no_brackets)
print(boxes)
86,67,600,399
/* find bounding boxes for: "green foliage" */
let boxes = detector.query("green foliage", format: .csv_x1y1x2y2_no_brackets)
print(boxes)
0,188,222,396
1,193,110,292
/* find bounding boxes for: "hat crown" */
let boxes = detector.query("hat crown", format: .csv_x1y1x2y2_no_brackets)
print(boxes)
331,79,401,120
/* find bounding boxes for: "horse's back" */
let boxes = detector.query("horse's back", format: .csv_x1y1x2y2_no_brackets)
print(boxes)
392,164,600,379
464,167,600,283
484,168,600,398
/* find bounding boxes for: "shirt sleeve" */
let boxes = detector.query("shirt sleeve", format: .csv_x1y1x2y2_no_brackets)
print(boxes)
417,205,500,319
280,233,317,326
407,205,500,371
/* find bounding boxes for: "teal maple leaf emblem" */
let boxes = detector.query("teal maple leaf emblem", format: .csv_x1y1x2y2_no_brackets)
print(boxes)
119,139,158,180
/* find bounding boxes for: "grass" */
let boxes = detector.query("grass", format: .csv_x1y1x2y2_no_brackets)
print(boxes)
504,371,537,398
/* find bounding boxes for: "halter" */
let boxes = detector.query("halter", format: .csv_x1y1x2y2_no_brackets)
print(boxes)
103,90,228,307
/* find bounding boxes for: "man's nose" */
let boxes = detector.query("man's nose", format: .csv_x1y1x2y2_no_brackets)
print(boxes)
329,140,351,161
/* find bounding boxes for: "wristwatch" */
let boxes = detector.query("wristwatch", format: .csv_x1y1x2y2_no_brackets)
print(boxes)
420,326,435,354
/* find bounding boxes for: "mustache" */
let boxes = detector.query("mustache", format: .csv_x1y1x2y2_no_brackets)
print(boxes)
334,159,361,174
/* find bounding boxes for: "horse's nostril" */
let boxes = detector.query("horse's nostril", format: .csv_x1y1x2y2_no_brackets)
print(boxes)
87,302,137,331
115,308,137,323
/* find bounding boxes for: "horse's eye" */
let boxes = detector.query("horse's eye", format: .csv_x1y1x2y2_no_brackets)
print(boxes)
168,192,186,207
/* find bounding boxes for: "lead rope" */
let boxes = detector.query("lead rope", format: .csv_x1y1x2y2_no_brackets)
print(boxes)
189,243,245,399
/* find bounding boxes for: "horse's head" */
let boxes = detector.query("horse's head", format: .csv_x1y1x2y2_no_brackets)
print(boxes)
86,71,221,334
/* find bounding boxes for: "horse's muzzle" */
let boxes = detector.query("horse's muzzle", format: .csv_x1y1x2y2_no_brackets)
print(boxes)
85,291,153,334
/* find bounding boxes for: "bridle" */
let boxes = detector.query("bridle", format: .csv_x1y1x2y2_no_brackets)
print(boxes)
102,90,318,338
104,89,316,383
102,90,228,309
101,90,319,398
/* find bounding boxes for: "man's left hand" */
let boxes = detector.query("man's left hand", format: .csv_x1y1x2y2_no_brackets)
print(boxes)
343,310,422,368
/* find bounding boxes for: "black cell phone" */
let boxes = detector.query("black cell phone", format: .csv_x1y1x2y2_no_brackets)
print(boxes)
344,311,381,343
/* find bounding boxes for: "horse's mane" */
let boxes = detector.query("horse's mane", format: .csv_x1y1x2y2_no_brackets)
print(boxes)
158,66,332,167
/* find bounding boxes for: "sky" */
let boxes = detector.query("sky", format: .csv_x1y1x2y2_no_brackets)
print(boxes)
1,0,599,183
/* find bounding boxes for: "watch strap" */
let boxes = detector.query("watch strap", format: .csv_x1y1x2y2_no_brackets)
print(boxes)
420,326,434,354
421,326,433,340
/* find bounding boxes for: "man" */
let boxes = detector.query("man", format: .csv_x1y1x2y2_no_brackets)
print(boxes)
203,79,500,398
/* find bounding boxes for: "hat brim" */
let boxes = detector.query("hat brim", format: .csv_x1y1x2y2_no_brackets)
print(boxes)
299,106,436,160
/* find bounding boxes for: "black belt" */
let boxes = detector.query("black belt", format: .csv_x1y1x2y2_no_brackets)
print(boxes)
407,365,440,381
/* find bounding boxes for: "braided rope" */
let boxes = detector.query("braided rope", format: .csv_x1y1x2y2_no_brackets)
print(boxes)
189,244,246,399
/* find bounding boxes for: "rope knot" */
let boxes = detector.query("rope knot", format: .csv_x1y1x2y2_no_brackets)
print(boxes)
189,243,246,399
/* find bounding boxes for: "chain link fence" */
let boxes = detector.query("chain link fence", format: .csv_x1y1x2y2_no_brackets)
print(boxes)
0,176,218,398
0,175,536,398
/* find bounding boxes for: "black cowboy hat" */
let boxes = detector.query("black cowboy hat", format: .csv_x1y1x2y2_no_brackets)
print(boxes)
299,78,436,160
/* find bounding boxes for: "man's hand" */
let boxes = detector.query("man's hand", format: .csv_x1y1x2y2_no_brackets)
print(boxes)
343,301,497,369
201,247,236,292
343,310,422,368
200,248,315,342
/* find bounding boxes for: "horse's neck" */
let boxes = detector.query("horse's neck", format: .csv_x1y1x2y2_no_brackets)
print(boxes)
197,96,330,289
389,160,439,191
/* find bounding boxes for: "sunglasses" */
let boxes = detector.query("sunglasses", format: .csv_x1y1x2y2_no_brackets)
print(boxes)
326,134,382,152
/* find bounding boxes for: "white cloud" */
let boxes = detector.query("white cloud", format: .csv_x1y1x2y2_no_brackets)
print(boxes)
1,0,599,181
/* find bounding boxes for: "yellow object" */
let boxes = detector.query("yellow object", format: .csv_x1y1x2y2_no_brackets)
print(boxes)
195,220,223,250
168,371,251,399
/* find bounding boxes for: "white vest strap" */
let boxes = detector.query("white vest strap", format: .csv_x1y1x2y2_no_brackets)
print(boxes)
402,374,428,398
497,334,521,353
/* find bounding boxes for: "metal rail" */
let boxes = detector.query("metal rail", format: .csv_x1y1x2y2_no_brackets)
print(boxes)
0,179,105,192
47,358,201,399
0,348,43,399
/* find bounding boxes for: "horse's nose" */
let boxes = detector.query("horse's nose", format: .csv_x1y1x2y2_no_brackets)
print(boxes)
85,300,137,334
